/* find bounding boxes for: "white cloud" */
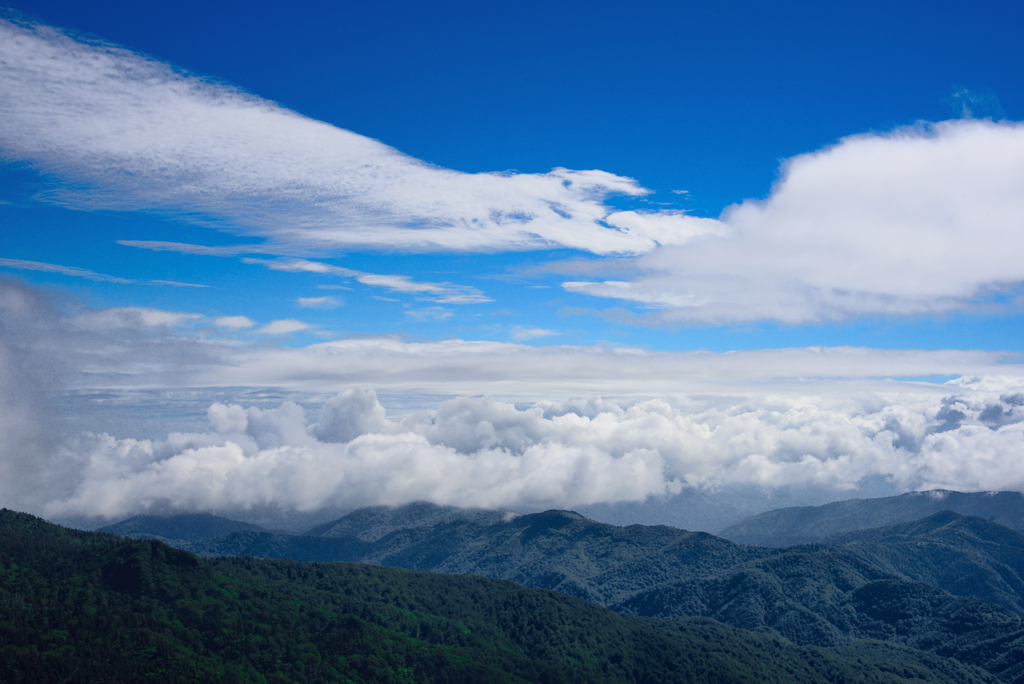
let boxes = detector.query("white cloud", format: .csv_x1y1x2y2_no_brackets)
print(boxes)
206,340,1024,397
40,377,1024,518
117,240,273,256
0,257,208,288
1,281,1019,399
0,257,133,284
214,315,255,329
257,319,311,335
5,281,1024,518
74,307,202,330
297,296,341,309
404,307,453,321
564,119,1024,322
511,326,559,341
355,274,491,304
149,279,207,288
243,257,492,304
0,18,695,255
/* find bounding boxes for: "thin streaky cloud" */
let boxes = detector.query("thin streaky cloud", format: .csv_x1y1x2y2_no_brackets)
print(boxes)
118,240,280,257
405,307,454,321
511,326,560,341
149,279,208,288
245,257,492,304
243,258,360,278
297,296,341,309
0,257,134,284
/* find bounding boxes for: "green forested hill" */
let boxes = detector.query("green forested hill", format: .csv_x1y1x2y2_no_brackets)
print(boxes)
615,545,1024,683
0,508,1001,683
822,511,1024,616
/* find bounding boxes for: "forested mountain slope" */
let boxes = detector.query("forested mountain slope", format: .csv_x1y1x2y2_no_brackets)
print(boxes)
823,511,1024,616
615,544,1024,683
148,503,1024,681
187,509,772,604
3,508,994,684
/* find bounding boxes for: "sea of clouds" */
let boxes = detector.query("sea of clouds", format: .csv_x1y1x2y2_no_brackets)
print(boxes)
38,382,1024,521
2,279,1024,522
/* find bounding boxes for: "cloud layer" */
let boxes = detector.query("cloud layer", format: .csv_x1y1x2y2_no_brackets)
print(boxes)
566,119,1024,322
43,379,1024,519
2,278,1021,398
0,17,698,255
3,280,1024,519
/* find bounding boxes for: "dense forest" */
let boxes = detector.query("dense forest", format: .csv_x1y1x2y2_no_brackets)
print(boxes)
0,508,1003,683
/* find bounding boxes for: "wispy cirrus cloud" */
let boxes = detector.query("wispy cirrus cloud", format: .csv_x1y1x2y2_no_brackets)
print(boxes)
564,119,1024,323
120,240,492,304
149,279,208,288
0,257,133,284
297,296,341,309
243,257,491,304
0,257,206,288
116,240,278,257
404,307,453,321
0,17,700,255
511,326,560,341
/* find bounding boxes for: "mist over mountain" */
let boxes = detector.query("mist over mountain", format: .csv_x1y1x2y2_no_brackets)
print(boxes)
305,501,516,541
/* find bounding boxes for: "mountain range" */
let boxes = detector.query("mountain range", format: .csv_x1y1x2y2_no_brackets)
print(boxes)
718,490,1024,546
88,492,1024,681
4,508,999,683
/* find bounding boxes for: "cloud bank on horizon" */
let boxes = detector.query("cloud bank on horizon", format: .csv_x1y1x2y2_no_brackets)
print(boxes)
35,382,1024,519
2,280,1024,519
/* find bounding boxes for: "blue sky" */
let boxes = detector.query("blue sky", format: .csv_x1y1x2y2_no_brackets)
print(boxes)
3,0,1023,352
3,1,1024,523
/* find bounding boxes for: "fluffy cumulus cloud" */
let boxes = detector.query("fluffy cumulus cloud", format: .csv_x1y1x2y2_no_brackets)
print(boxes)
37,377,1024,519
565,119,1024,322
0,17,699,255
